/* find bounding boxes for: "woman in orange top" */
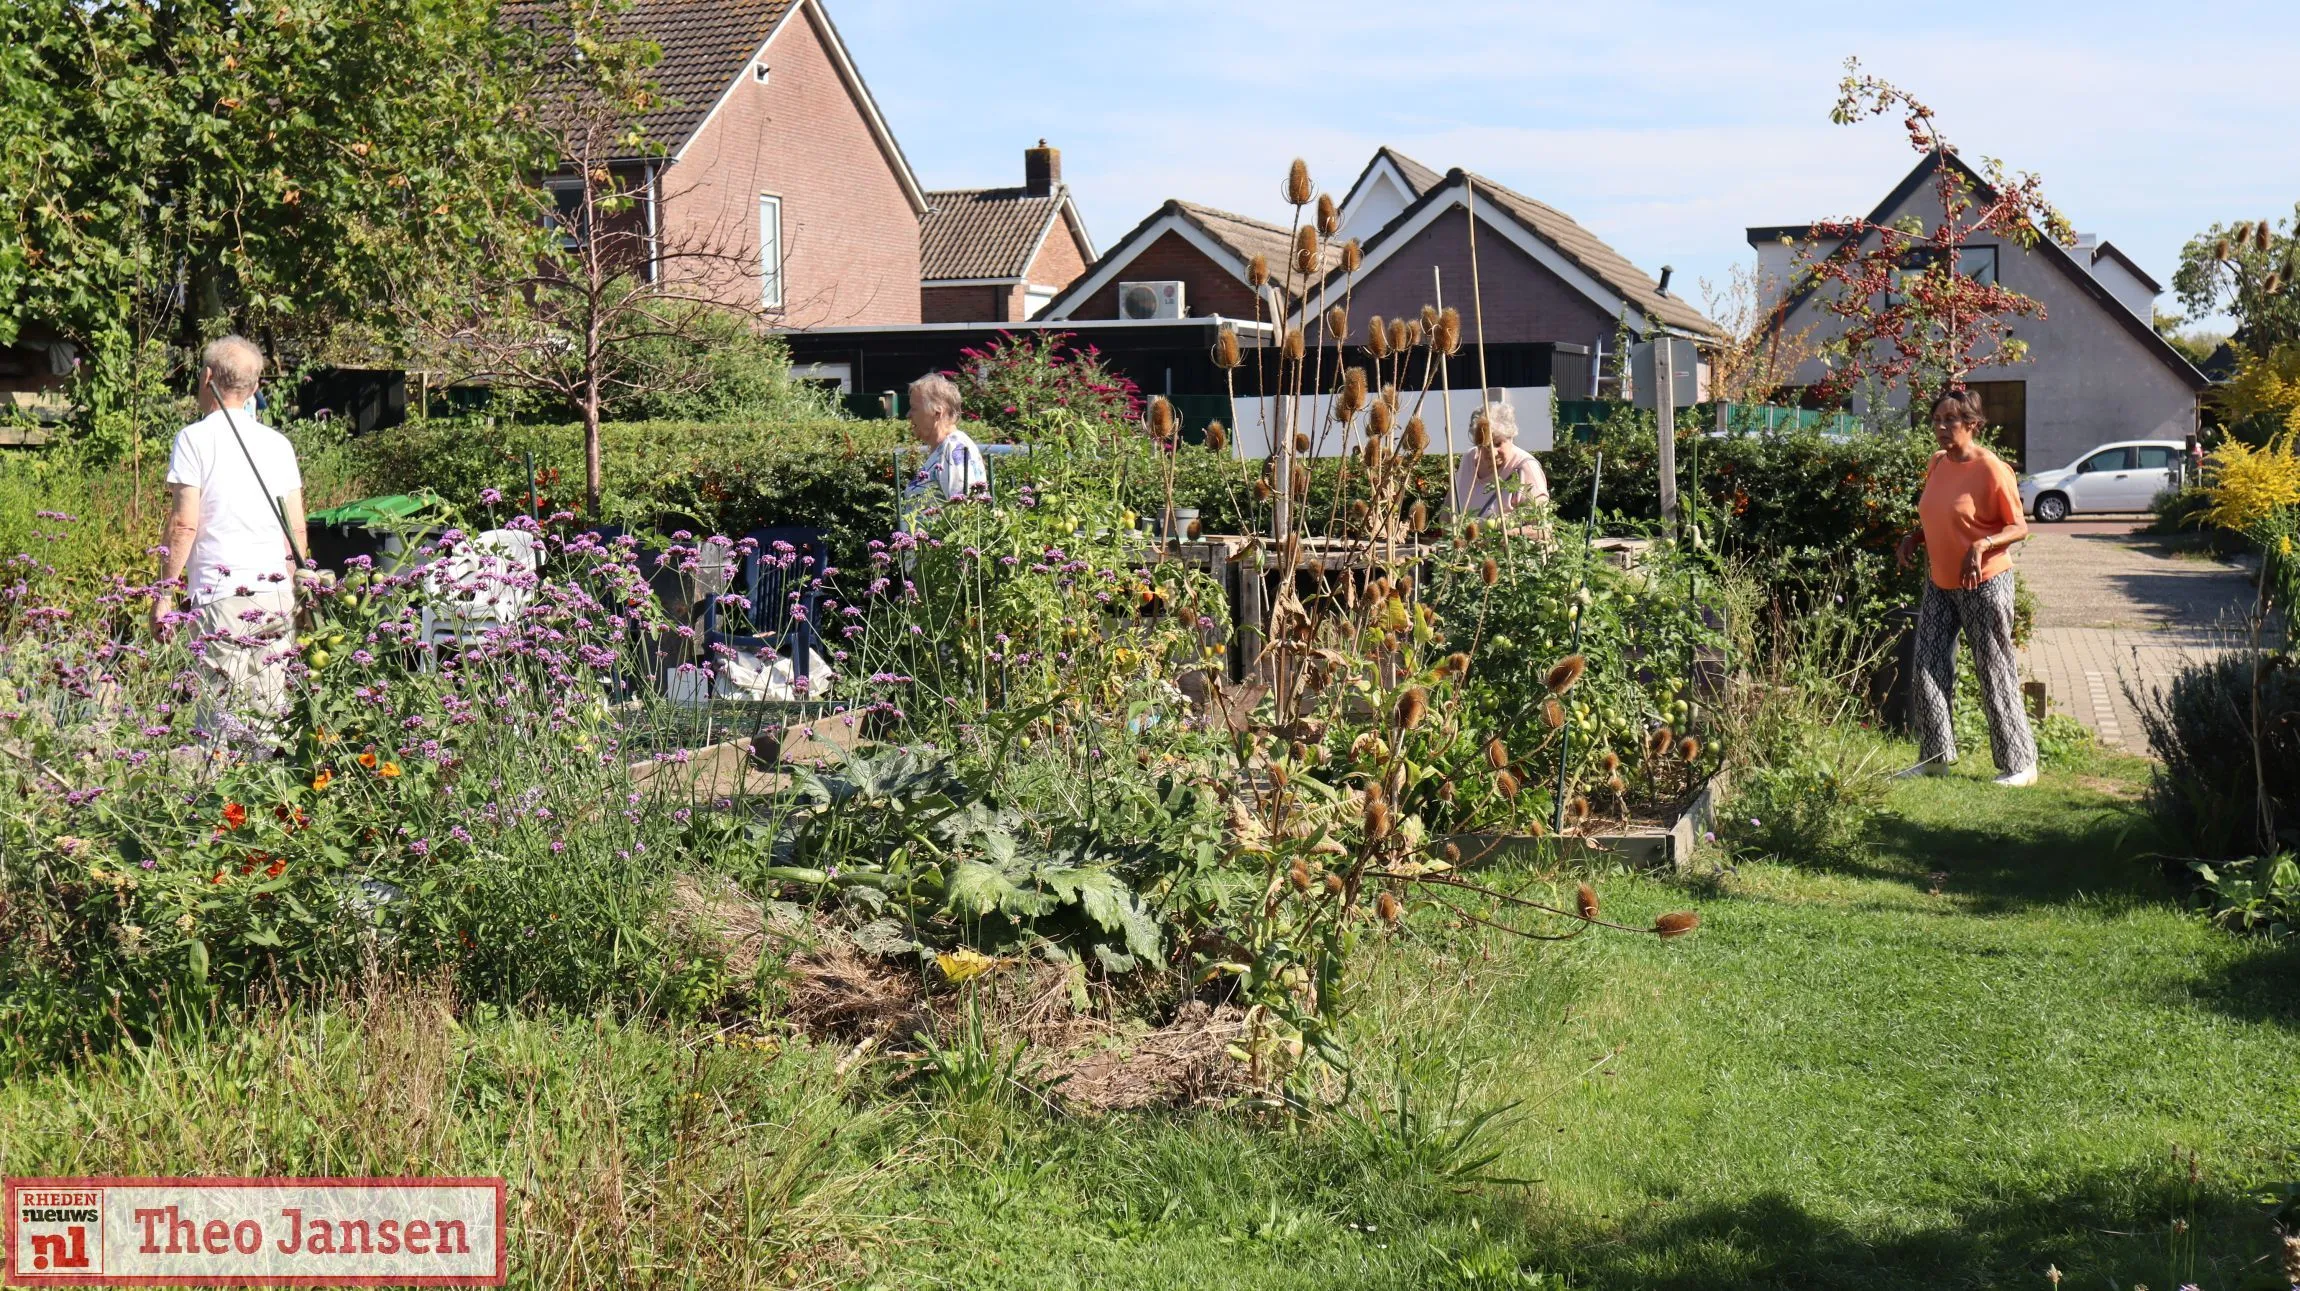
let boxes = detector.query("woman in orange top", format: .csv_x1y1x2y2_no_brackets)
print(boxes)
1894,388,2038,786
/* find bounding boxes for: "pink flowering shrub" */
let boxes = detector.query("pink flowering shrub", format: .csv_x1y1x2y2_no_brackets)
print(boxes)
950,331,1141,440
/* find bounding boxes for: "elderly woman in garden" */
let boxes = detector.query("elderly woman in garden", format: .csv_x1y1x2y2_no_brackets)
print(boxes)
902,372,987,523
1452,390,1549,522
1895,387,2037,786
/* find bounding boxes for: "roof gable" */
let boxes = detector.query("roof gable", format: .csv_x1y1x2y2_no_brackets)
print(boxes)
1760,151,2203,390
521,0,925,213
1330,168,1722,339
1039,199,1303,320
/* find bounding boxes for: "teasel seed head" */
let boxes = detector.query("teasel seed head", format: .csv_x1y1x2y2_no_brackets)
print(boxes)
1362,438,1384,470
1607,773,1627,796
1601,750,1620,774
1409,500,1429,531
1366,797,1392,840
1465,520,1481,542
1294,224,1320,275
1366,314,1391,359
1438,779,1457,803
1544,654,1586,693
1483,735,1509,770
1250,254,1271,287
1480,556,1500,587
1388,319,1409,354
1205,420,1228,453
1289,857,1312,892
1403,319,1424,349
1349,498,1370,525
1435,307,1462,355
1444,651,1471,678
2213,238,2231,262
1395,686,1429,730
1569,794,1590,821
1344,364,1369,407
1369,400,1394,436
2268,271,2286,295
2258,219,2275,252
1149,396,1175,441
1444,841,1461,863
1293,431,1310,455
1680,736,1702,762
1283,326,1305,361
1324,871,1345,895
1647,724,1675,758
1254,477,1272,501
1576,882,1599,921
1495,768,1521,798
1396,574,1413,597
1421,304,1439,330
1285,158,1314,206
1341,238,1362,272
1187,517,1203,538
1524,816,1547,838
1213,327,1242,370
1292,469,1310,499
1403,416,1428,455
1376,890,1402,925
1543,697,1565,729
1654,911,1700,939
1268,761,1289,789
1317,192,1339,237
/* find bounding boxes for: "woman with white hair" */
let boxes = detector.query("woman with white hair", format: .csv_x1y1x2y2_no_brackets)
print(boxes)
1451,390,1549,519
903,371,987,515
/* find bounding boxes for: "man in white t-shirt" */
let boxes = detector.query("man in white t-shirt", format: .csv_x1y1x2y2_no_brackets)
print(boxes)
154,335,308,740
901,371,988,525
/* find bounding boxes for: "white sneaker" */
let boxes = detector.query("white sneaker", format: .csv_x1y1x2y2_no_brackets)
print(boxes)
1993,767,2039,788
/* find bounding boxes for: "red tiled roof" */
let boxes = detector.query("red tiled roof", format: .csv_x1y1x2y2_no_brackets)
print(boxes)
921,188,1064,281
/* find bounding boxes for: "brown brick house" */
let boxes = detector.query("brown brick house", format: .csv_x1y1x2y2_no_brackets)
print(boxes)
920,142,1096,323
545,0,928,326
1038,200,1308,323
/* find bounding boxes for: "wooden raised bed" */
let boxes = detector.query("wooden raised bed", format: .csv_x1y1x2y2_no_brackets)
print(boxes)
1444,768,1730,873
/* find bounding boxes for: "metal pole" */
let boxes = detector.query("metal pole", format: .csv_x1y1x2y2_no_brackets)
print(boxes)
1656,337,1677,536
1554,451,1603,839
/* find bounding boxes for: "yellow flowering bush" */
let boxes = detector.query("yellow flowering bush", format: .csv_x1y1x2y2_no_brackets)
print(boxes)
2201,431,2300,533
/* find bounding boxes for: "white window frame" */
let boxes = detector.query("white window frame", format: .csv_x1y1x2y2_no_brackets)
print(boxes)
758,194,784,310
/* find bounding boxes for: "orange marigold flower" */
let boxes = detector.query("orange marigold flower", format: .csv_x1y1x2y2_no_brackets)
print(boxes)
221,802,247,831
265,859,287,879
311,769,333,792
211,871,228,885
380,762,402,779
357,751,378,769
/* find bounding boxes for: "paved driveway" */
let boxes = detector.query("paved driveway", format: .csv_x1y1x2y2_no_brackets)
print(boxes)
2012,520,2258,750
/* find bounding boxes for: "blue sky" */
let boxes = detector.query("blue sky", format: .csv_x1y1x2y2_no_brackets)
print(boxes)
832,1,2299,331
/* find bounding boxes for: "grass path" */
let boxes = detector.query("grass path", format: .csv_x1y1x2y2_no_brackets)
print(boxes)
874,755,2300,1289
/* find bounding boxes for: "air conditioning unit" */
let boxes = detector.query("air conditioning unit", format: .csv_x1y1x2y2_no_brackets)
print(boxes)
1118,280,1186,320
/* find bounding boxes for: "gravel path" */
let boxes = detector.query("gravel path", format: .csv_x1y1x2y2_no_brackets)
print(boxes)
2011,520,2258,750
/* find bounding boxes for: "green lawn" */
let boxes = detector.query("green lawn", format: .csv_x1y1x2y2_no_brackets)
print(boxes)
7,754,2297,1289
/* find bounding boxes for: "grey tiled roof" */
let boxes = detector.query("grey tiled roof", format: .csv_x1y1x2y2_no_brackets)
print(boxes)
921,188,1064,280
1463,172,1721,337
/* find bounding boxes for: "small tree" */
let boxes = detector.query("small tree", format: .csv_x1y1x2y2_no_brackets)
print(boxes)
1793,59,2074,415
427,0,767,518
1700,262,1819,417
2173,207,2300,357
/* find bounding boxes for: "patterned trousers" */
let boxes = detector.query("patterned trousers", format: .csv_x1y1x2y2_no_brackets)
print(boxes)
1910,574,2037,774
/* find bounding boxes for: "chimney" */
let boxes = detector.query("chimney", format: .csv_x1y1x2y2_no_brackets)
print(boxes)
1025,140,1059,197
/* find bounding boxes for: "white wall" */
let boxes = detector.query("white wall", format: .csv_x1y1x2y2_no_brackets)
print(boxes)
2087,250,2158,321
1339,171,1415,244
1230,387,1553,459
